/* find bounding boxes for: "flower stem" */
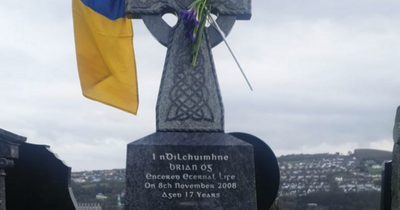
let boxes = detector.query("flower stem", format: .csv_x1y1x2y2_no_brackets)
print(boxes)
191,0,209,66
181,0,210,66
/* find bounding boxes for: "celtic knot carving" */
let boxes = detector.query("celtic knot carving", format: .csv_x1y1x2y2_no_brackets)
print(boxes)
166,45,214,122
213,0,248,10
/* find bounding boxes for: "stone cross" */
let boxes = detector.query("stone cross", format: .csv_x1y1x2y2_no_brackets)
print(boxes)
126,0,251,132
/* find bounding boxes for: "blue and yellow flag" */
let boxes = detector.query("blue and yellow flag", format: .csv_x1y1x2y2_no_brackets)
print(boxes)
72,0,138,114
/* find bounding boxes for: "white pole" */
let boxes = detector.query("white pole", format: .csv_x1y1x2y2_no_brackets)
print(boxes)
206,11,253,91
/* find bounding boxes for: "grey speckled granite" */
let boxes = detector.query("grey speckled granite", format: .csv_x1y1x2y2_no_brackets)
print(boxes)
125,132,257,210
126,0,251,20
125,0,251,132
124,0,257,209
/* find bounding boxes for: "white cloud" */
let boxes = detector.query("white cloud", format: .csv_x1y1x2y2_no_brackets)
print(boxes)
368,138,394,151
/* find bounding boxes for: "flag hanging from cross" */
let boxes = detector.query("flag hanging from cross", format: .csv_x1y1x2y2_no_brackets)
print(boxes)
72,0,139,114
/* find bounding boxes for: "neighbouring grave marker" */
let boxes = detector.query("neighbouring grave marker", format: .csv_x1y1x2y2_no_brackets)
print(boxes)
0,128,77,210
392,106,400,209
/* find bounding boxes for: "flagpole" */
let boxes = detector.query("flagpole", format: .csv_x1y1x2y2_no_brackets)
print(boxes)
206,11,253,91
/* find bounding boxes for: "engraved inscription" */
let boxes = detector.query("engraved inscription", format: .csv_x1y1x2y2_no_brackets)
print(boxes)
143,152,238,200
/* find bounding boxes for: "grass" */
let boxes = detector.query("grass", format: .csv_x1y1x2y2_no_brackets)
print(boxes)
368,167,381,174
81,182,110,189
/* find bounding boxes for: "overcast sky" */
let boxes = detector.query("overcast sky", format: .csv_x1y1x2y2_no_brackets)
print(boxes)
1,1,400,171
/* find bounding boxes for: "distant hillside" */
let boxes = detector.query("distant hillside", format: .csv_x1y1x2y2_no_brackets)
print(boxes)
278,153,338,162
278,149,392,163
353,149,392,163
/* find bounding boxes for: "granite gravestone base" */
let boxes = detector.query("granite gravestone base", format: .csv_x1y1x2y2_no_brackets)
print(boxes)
125,132,257,210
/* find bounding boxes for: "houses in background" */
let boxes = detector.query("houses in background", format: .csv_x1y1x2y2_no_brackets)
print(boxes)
71,169,125,183
278,153,383,196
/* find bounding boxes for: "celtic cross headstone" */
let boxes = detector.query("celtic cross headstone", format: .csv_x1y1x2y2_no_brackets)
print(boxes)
127,0,251,131
124,0,258,209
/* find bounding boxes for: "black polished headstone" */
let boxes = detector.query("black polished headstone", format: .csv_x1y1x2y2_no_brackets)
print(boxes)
392,106,400,209
0,128,26,210
229,133,280,210
5,142,77,210
125,132,257,210
381,161,392,210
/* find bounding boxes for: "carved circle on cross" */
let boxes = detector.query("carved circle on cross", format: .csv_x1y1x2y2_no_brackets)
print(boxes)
142,15,236,48
127,0,241,48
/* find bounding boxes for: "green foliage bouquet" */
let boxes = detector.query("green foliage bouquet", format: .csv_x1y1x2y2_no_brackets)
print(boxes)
180,0,211,66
